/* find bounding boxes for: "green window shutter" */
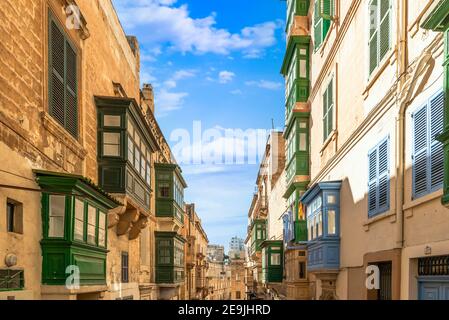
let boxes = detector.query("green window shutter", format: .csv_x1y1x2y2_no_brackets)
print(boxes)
323,86,328,141
413,105,429,197
314,1,323,50
49,16,78,139
430,91,444,189
327,79,333,137
379,0,391,62
322,79,333,141
50,20,65,127
369,0,379,75
321,0,334,20
65,43,78,138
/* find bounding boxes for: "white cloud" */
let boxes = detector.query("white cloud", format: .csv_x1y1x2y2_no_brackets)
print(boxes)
156,89,188,114
230,89,243,95
245,80,283,90
218,71,235,84
113,0,280,57
172,69,196,80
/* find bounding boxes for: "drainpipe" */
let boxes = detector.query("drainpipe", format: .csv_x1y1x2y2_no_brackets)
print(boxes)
396,51,434,249
394,0,409,250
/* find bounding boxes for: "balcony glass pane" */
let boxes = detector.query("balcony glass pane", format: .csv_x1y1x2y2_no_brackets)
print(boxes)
103,132,120,156
328,210,336,235
49,195,65,238
74,198,84,242
87,205,97,245
104,115,121,127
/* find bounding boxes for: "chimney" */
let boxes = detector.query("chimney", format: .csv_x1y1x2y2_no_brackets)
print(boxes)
142,84,155,114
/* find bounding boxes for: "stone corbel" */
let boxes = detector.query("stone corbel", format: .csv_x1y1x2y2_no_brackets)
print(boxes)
108,205,126,228
116,207,140,236
61,0,90,40
129,216,149,240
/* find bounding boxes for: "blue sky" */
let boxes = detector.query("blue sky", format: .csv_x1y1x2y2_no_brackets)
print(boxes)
113,0,286,251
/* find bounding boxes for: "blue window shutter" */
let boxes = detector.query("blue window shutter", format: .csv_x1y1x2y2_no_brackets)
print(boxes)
368,148,378,216
377,139,389,211
430,92,444,190
413,106,428,198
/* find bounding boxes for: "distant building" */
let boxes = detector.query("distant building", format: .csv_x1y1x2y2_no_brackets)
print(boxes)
207,244,225,262
228,237,245,259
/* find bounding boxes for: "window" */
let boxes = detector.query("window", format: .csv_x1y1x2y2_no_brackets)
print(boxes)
74,198,84,242
121,252,129,283
0,269,24,291
323,78,334,141
328,209,336,235
157,240,171,264
368,0,391,75
127,136,134,164
6,200,23,234
413,91,444,198
98,212,106,247
368,137,390,217
159,182,170,198
271,253,281,266
314,0,332,50
87,205,97,245
49,195,65,238
146,163,151,185
49,15,78,138
306,195,322,241
103,132,120,157
299,262,306,279
104,115,121,127
236,291,241,299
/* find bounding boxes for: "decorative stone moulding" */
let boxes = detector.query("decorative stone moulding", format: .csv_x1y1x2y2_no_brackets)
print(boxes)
60,0,91,40
5,254,17,267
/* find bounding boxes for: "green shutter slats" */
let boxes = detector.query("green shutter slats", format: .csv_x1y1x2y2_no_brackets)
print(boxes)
379,0,391,62
323,79,333,141
50,21,65,127
369,0,391,76
314,0,323,50
49,15,78,138
413,91,444,198
430,92,445,189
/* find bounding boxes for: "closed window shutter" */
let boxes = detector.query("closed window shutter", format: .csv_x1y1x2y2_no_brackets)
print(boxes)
323,85,328,141
50,21,65,127
368,148,378,216
413,106,428,197
379,0,391,62
378,139,389,211
327,79,333,138
369,0,379,75
321,0,334,19
430,92,444,189
49,17,78,139
65,43,78,138
314,1,323,49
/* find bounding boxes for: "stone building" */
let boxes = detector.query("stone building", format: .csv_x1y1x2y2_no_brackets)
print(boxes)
280,0,449,300
184,203,209,300
230,257,246,300
206,258,231,300
0,0,196,300
244,131,289,299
